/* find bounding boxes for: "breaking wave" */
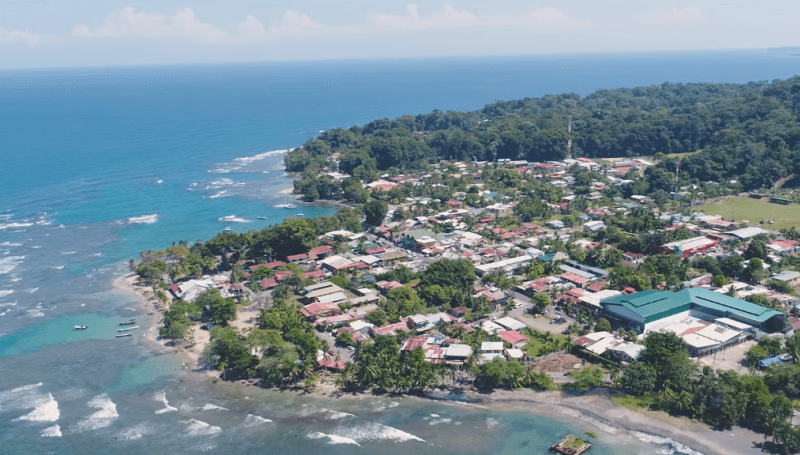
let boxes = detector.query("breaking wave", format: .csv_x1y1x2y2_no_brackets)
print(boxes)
0,256,25,275
632,431,706,455
74,394,118,432
200,404,228,411
153,391,177,414
307,432,361,446
183,419,222,437
15,393,59,422
41,425,62,437
333,422,425,443
240,414,272,428
128,214,159,224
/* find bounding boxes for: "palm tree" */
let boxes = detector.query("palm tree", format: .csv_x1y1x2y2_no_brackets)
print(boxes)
352,339,364,365
673,390,694,415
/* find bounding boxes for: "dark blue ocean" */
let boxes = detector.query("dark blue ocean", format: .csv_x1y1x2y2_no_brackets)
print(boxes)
2,50,798,454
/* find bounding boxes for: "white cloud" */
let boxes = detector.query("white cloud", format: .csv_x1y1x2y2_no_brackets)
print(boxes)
0,26,43,46
72,7,228,43
369,4,475,30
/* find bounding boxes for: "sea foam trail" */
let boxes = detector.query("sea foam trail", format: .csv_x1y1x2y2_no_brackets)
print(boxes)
307,432,361,446
0,222,33,230
334,422,425,443
0,289,13,298
15,393,60,422
116,422,157,441
153,391,177,414
128,214,159,224
0,383,45,409
74,394,119,432
183,419,222,437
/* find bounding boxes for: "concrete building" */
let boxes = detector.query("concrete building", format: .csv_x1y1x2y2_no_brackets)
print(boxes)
600,288,786,334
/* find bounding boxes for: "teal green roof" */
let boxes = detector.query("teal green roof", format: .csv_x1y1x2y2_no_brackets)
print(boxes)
601,288,784,324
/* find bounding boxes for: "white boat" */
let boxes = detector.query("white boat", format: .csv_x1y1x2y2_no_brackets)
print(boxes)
223,227,232,233
258,216,267,220
285,203,297,209
274,203,297,209
116,333,133,338
74,325,87,330
296,213,304,216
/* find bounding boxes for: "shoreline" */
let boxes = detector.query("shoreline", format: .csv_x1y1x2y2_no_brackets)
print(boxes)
113,273,764,455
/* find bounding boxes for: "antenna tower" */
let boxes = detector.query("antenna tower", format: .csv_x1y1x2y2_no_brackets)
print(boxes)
567,115,572,160
675,159,681,192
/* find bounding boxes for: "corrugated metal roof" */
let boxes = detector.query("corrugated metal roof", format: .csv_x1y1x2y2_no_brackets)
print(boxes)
601,288,784,324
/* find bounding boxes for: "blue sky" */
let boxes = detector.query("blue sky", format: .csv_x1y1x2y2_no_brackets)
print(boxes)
0,1,797,68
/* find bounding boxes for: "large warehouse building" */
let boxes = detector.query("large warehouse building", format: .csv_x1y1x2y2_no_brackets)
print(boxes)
600,288,786,335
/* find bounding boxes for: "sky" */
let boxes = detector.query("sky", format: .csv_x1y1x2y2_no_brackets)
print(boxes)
0,0,797,68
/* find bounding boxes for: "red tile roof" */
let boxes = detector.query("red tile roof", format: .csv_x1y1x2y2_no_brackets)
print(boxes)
259,278,279,289
497,330,529,345
286,253,308,261
308,245,333,257
587,281,608,292
561,272,590,285
302,270,325,280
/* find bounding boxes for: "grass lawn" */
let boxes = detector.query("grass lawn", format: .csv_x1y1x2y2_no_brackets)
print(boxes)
611,393,655,410
700,196,800,231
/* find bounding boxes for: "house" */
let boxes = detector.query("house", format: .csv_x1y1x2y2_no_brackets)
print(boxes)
401,336,428,353
307,245,333,259
316,292,348,305
448,306,467,321
608,342,646,363
299,301,341,320
481,320,504,334
658,236,717,257
546,220,565,230
302,270,325,282
480,341,505,361
301,282,344,303
505,348,525,361
768,240,800,256
494,317,526,331
316,313,355,329
320,255,354,271
561,271,591,288
259,277,279,290
375,280,404,294
497,331,529,349
349,320,375,336
771,271,800,287
286,253,307,263
622,252,645,264
444,344,473,362
371,319,412,336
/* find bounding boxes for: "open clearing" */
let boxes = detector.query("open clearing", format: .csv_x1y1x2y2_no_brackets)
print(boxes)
699,196,800,232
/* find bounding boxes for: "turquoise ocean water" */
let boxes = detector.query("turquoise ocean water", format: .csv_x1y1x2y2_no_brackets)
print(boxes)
1,50,799,454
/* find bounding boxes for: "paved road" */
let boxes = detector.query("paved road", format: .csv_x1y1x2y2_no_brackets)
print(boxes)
317,330,354,363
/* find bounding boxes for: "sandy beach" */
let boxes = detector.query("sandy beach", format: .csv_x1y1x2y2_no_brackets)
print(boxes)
114,273,767,455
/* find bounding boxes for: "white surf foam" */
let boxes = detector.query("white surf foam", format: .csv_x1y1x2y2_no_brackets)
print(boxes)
61,251,77,255
183,419,222,437
15,393,59,422
234,149,291,163
74,394,118,431
632,432,705,455
334,422,425,443
0,290,12,298
241,414,272,428
200,404,228,411
486,417,499,428
208,191,228,199
116,422,156,441
429,418,452,426
128,214,159,224
41,424,62,437
373,400,400,412
0,242,22,247
0,256,24,275
324,409,355,420
153,391,177,414
307,432,361,446
0,222,33,230
27,309,44,318
26,288,38,294
52,265,64,270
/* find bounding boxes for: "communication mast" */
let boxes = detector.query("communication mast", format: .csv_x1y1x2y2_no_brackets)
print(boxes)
567,115,572,160
675,159,681,192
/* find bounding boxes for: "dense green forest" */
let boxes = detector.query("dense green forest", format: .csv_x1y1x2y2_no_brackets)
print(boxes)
286,77,800,190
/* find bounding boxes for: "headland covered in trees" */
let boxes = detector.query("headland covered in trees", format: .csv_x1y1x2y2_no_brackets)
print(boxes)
288,76,800,199
129,76,800,455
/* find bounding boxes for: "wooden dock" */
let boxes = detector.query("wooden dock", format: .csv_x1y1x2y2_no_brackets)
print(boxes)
549,435,591,455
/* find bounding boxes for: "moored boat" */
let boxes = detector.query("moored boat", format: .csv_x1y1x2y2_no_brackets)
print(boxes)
115,333,133,338
74,325,87,330
119,319,136,325
117,326,140,332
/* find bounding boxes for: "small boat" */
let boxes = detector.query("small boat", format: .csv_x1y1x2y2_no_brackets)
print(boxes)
117,326,139,332
119,319,136,326
223,227,232,233
116,333,133,338
258,216,267,220
296,213,304,216
285,203,297,209
74,325,87,330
